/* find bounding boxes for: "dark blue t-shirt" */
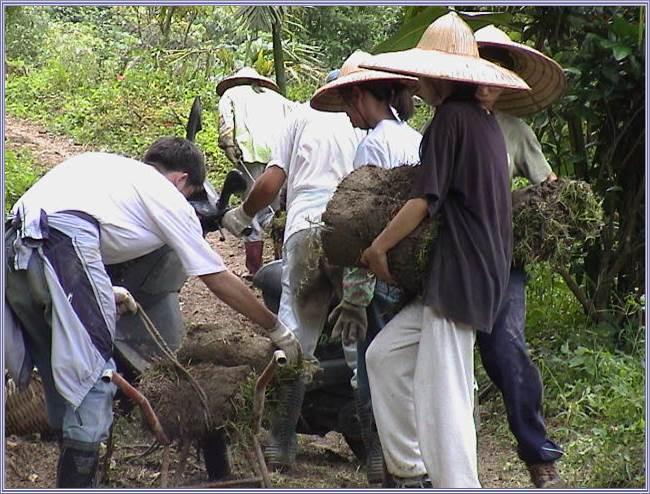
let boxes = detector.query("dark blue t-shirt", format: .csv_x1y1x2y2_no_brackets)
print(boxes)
414,100,512,333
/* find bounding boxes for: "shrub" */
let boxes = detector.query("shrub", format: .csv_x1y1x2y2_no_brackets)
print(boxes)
4,148,43,214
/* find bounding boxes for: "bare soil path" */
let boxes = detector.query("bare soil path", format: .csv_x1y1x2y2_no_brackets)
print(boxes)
4,116,530,489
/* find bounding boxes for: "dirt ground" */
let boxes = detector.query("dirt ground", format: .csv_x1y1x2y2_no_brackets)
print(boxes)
3,116,531,489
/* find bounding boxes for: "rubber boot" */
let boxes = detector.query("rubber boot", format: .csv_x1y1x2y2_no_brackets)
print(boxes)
201,428,232,481
56,441,100,488
355,392,385,485
244,240,264,277
264,376,306,471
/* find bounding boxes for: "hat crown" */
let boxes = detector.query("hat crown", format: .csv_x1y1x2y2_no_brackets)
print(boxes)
339,50,372,77
416,12,479,58
232,66,262,79
475,25,512,45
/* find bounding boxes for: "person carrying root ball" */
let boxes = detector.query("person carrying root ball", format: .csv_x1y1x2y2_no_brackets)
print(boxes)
358,12,530,488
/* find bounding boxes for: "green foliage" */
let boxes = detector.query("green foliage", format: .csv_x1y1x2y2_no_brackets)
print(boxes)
409,100,433,134
476,264,646,488
517,7,645,326
4,148,43,214
539,345,644,487
297,6,403,67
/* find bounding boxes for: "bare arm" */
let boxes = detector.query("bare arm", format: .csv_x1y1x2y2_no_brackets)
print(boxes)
242,165,286,217
200,271,277,330
360,197,429,283
199,270,303,363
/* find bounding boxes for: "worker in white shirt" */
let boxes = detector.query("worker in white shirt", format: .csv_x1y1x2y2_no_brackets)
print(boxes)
217,67,296,276
221,72,365,469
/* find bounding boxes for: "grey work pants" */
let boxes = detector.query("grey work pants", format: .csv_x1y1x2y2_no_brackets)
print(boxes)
106,246,187,373
277,229,357,376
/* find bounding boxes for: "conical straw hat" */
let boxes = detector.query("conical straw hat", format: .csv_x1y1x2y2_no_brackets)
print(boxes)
216,67,279,96
360,12,530,92
311,50,418,112
475,25,566,116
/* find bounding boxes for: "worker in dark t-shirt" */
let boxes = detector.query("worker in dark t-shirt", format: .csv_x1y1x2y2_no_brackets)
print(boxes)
358,13,530,488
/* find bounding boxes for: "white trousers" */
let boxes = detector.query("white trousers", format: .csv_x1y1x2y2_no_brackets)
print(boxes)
278,229,357,381
366,300,480,487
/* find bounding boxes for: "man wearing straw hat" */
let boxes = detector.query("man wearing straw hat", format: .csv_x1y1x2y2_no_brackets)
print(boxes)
217,67,296,277
311,49,423,486
358,12,530,487
221,74,365,470
473,24,565,488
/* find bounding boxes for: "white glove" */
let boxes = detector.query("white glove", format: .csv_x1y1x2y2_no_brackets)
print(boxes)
113,286,137,316
222,205,254,237
267,319,302,365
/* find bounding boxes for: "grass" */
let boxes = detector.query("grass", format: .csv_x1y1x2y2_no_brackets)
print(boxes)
476,264,645,488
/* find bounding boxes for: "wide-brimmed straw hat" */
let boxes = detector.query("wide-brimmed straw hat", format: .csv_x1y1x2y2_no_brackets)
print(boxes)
475,25,566,116
360,12,530,92
310,50,419,112
216,67,279,96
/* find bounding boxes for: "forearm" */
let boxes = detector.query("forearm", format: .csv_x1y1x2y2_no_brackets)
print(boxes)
200,271,276,330
373,197,429,252
242,166,285,217
342,267,376,307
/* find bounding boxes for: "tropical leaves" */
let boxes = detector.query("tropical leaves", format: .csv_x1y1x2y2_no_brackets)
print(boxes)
373,7,512,53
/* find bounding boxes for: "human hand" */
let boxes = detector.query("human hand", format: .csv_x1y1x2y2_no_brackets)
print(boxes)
113,286,137,316
328,300,367,345
545,172,558,183
222,205,254,237
360,243,396,284
267,319,302,365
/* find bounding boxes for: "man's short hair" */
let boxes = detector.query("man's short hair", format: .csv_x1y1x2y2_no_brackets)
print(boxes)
143,137,206,186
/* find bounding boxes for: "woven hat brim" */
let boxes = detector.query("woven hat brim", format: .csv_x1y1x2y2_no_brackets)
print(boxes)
360,48,530,92
478,40,567,116
311,70,418,112
216,76,279,96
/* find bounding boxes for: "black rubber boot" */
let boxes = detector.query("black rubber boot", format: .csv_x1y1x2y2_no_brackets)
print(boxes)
264,376,306,471
355,392,385,485
56,441,100,488
201,428,232,481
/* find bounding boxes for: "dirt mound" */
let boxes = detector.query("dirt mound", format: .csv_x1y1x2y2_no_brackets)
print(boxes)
138,322,275,441
138,362,252,440
177,322,274,373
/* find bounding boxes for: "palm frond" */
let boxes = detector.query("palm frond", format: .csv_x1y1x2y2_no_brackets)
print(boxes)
236,6,284,32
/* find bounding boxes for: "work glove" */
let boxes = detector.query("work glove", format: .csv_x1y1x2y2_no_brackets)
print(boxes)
328,300,368,345
267,319,302,365
113,286,137,316
222,205,254,237
223,145,242,165
219,132,242,165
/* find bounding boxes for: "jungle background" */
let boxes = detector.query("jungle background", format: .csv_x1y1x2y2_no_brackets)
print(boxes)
3,4,646,488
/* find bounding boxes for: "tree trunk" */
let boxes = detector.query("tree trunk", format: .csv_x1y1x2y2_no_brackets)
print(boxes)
271,20,286,96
